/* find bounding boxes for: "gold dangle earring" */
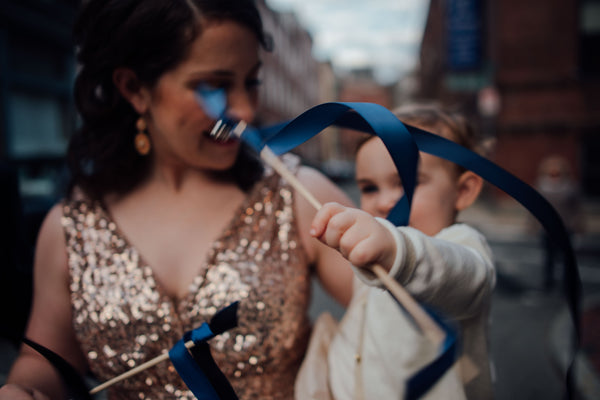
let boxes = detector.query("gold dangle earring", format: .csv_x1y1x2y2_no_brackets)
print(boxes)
135,117,151,155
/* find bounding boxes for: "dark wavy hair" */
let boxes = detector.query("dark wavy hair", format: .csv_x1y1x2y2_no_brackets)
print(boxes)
68,0,272,201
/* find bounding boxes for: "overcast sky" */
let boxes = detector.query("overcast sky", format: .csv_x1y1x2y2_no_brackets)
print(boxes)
265,0,431,84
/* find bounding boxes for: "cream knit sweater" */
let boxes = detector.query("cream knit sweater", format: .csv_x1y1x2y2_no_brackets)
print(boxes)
296,224,496,400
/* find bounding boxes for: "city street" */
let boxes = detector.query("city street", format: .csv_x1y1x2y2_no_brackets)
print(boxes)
479,236,600,400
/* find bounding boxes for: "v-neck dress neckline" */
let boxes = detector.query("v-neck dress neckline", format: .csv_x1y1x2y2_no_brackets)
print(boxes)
95,187,252,310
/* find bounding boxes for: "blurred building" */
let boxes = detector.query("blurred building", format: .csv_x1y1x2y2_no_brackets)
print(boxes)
257,1,397,176
316,60,349,177
418,0,600,197
0,0,76,199
256,0,321,165
393,70,421,106
335,68,395,169
0,0,77,344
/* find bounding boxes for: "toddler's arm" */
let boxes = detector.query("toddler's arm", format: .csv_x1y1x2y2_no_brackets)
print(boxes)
311,202,495,320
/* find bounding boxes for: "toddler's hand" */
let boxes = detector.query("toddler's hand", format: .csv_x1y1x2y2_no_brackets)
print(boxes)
310,202,397,272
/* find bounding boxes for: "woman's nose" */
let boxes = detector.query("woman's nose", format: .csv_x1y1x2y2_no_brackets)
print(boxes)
227,89,256,123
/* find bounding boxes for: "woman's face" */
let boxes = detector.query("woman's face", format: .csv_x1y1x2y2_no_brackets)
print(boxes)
143,20,262,171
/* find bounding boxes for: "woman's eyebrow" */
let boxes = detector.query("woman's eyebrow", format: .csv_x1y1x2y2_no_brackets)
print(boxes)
190,61,263,79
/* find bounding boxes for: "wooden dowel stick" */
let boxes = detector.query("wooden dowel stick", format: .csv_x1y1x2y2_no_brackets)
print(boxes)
259,144,446,346
89,340,194,394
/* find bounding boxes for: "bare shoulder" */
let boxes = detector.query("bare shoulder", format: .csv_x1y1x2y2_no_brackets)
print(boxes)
35,204,67,269
30,203,70,316
27,202,73,342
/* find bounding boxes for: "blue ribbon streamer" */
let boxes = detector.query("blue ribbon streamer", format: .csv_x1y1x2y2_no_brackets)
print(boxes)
404,308,458,400
169,324,222,400
196,85,227,120
258,103,580,398
169,301,239,400
20,304,239,400
240,102,419,226
196,89,581,398
243,103,456,398
218,102,455,398
257,103,580,399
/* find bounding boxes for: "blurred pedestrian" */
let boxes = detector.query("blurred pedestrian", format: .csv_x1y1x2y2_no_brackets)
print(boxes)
535,155,583,291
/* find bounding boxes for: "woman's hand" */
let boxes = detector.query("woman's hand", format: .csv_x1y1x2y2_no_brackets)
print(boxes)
310,202,397,272
0,384,50,400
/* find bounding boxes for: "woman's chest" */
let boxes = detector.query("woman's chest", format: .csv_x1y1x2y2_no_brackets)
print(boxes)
106,190,249,298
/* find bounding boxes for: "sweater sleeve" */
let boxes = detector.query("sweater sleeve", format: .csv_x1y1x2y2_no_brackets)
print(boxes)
353,224,496,320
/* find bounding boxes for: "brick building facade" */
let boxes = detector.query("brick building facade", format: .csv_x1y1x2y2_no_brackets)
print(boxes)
418,0,600,197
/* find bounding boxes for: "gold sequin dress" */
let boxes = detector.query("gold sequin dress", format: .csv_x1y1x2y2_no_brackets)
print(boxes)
62,155,311,400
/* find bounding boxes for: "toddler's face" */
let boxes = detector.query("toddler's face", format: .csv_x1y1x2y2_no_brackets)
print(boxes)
356,137,461,236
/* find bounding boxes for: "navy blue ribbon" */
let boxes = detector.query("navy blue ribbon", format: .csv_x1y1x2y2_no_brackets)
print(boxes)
169,324,222,400
196,89,581,398
169,301,239,400
254,104,580,399
21,302,240,400
243,104,456,399
252,103,580,398
240,102,419,226
403,308,458,400
256,103,580,399
212,101,456,399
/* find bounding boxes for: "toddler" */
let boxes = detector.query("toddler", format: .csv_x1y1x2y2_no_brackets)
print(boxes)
295,104,496,400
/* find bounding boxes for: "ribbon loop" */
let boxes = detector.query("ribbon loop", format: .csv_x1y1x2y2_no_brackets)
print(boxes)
169,301,239,400
255,102,419,226
253,102,580,399
194,87,581,398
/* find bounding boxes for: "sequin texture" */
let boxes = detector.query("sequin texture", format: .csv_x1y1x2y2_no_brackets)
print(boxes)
63,155,311,399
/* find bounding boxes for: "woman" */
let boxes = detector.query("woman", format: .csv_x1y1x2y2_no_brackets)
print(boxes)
0,1,353,399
